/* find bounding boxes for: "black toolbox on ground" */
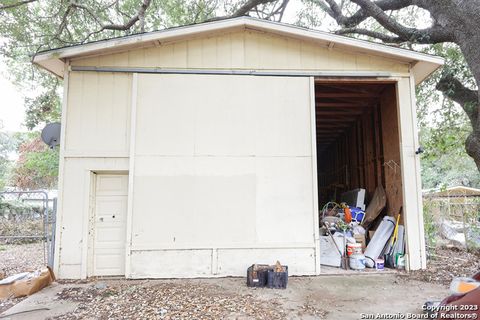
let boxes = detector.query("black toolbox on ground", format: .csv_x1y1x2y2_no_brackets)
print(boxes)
247,264,271,287
247,264,288,289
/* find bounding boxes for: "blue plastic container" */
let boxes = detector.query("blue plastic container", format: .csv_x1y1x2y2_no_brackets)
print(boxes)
350,207,365,223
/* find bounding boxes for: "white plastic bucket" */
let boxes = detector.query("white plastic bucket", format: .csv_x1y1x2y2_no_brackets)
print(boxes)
349,253,366,270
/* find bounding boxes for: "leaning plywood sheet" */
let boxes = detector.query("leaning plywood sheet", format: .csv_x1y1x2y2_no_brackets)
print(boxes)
362,185,386,227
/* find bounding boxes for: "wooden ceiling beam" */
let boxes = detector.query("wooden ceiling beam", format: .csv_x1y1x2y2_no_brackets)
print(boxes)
315,122,351,128
315,107,370,112
324,96,377,105
316,131,343,134
316,102,368,107
317,132,342,140
315,92,378,98
316,117,358,122
315,84,373,94
316,111,363,116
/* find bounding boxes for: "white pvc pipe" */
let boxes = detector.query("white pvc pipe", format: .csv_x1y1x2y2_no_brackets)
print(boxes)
364,216,396,268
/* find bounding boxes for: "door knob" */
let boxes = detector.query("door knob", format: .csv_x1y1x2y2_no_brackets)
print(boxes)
99,217,104,222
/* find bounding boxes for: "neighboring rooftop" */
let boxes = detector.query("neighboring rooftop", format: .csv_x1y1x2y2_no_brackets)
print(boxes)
423,186,480,198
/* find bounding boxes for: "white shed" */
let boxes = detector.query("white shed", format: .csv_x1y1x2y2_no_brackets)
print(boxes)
34,17,443,279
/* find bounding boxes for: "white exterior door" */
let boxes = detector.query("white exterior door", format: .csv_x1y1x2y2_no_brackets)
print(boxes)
92,174,128,276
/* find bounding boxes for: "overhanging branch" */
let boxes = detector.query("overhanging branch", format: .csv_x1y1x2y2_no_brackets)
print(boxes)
336,28,403,43
209,0,288,21
231,0,279,17
0,0,37,10
317,0,413,27
436,73,479,128
343,0,413,28
348,0,452,43
317,0,453,44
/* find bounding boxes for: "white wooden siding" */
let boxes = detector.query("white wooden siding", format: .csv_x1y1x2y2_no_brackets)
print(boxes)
70,30,410,74
65,72,132,156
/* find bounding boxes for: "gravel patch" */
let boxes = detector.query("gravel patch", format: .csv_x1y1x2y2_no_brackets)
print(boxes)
0,242,46,314
51,281,291,320
0,242,45,276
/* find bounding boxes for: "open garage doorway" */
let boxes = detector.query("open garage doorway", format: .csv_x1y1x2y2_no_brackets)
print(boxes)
314,79,405,273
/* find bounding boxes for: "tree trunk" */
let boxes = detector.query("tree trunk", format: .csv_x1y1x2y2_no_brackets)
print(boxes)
424,0,480,171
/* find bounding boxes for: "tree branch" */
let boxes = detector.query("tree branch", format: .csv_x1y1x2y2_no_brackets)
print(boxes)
0,0,37,10
317,0,452,44
347,0,452,43
436,73,479,128
209,0,288,21
99,0,152,31
231,0,278,17
336,28,403,43
345,0,413,27
316,0,413,27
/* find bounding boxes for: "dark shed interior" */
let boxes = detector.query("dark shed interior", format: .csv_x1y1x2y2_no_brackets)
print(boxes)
315,80,404,217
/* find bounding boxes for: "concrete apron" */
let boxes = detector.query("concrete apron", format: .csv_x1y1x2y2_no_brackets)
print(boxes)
0,283,81,320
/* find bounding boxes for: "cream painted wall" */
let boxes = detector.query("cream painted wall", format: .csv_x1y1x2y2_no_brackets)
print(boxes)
70,30,410,74
65,72,131,156
129,74,316,277
55,28,423,278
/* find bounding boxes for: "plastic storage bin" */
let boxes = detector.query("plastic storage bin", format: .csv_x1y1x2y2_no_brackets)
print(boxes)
266,266,288,289
247,264,271,287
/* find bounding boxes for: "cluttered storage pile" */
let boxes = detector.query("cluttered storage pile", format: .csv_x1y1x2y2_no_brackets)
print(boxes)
319,187,406,271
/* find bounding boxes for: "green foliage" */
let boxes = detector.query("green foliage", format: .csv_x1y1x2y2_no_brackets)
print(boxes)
155,0,218,27
24,86,62,130
9,134,59,190
422,200,437,249
416,43,480,188
0,121,16,190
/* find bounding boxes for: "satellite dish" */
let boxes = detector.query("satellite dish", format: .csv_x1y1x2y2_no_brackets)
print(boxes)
41,122,61,148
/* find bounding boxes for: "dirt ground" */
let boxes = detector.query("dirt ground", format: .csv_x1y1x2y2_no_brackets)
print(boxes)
0,244,476,319
2,275,448,320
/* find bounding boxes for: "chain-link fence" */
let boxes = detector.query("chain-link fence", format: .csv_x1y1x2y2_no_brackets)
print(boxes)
423,194,480,253
0,191,56,268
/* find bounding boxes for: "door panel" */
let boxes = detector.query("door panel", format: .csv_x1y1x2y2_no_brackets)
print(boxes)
93,174,128,276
